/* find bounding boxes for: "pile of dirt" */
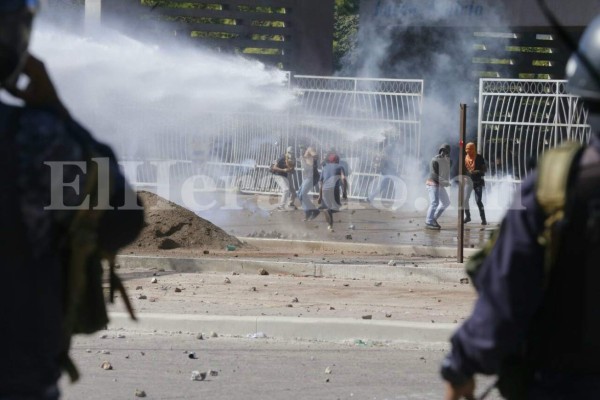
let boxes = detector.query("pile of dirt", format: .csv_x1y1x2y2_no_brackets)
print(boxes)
128,191,242,251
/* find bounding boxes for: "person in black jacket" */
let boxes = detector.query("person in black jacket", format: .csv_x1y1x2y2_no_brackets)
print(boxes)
463,142,487,225
0,2,144,398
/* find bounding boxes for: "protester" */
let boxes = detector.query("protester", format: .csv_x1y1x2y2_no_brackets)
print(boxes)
425,143,451,230
297,146,320,221
317,153,347,231
463,142,487,225
0,2,144,398
271,146,297,210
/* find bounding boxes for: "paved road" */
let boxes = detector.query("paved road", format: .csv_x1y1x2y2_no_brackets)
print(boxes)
196,194,499,250
61,333,502,400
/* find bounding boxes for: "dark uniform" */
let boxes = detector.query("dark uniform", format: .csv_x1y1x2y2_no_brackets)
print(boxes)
441,13,600,399
0,1,144,398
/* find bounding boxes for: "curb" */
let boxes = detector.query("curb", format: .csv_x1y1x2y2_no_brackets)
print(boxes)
109,312,455,346
116,255,469,283
239,238,479,259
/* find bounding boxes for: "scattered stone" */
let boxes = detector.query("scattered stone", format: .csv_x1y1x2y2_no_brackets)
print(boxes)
343,283,349,287
135,286,143,290
151,277,158,284
86,349,92,353
101,361,113,370
209,370,219,377
409,289,414,293
348,224,355,230
191,371,207,381
135,389,146,398
158,238,180,250
196,333,204,340
329,306,335,310
460,278,470,284
258,268,269,276
117,334,126,339
138,294,147,300
188,352,197,359
388,260,397,266
374,282,382,287
149,297,156,302
250,286,257,292
291,297,299,303
325,366,333,374
362,315,373,320
385,313,392,318
325,378,330,383
224,277,231,284
345,234,353,240
100,334,108,339
247,332,267,339
100,350,111,354
203,250,209,255
232,271,240,276
286,304,293,308
210,331,218,338
174,287,182,293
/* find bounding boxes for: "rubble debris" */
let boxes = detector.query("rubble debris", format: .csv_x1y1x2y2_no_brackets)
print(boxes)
385,313,392,318
345,234,352,240
329,306,335,310
460,278,470,284
224,277,231,284
210,332,218,338
348,224,355,230
291,297,299,303
232,271,240,275
188,352,197,359
325,367,332,374
101,361,113,370
151,277,158,284
250,286,257,292
226,244,236,251
374,282,382,287
209,370,219,377
135,389,146,398
196,333,204,340
258,268,269,276
174,288,182,293
203,250,210,255
388,260,397,266
247,332,267,339
138,294,147,300
191,371,206,381
135,286,143,290
117,334,126,339
362,315,373,320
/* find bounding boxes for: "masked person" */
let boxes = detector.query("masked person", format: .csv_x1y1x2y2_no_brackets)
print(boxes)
463,142,487,225
0,2,144,399
425,144,451,230
441,15,600,400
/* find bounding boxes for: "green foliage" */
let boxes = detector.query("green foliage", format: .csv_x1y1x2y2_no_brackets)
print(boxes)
333,0,359,71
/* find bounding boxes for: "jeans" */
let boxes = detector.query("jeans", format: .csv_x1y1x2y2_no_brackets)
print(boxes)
274,175,295,207
464,184,484,215
425,184,450,224
298,177,317,213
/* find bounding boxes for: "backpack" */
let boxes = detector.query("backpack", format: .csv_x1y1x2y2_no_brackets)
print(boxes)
60,120,137,382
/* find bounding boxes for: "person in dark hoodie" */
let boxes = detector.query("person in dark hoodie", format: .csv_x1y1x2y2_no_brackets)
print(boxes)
425,143,451,230
463,142,487,225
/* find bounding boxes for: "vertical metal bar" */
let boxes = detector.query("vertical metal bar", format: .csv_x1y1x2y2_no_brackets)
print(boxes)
458,104,467,264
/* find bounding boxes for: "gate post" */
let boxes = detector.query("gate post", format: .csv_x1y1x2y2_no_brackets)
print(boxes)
458,104,467,263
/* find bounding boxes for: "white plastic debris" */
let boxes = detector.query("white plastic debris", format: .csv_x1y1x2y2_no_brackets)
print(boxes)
191,371,207,381
246,332,268,339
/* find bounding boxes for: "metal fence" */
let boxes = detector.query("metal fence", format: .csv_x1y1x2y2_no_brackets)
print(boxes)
478,79,592,183
117,76,424,204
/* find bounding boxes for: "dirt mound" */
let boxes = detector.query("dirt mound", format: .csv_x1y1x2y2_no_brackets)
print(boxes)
128,191,242,251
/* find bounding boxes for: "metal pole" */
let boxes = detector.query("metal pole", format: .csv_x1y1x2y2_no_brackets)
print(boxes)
458,104,467,263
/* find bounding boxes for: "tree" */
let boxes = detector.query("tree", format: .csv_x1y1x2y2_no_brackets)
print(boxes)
333,0,360,71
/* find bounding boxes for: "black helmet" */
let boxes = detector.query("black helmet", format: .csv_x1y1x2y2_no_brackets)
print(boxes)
566,15,600,101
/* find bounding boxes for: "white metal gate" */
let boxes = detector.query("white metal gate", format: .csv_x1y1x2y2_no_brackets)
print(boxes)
478,79,592,183
200,76,424,200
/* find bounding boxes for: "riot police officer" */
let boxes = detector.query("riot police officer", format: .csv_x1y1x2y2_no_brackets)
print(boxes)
0,1,143,398
440,15,600,400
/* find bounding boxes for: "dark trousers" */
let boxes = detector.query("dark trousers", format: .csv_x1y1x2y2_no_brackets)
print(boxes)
464,184,485,220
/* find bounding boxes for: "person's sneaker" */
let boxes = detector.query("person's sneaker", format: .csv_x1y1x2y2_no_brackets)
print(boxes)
463,216,471,223
327,225,334,231
433,220,442,229
481,220,488,226
425,222,441,230
276,205,285,211
307,210,320,221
